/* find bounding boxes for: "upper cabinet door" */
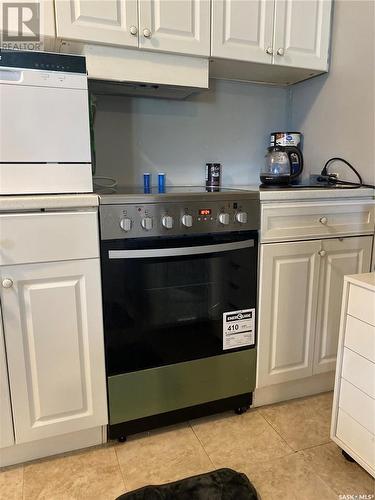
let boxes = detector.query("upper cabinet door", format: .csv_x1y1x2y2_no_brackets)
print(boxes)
313,236,373,375
55,0,139,47
139,0,210,56
211,0,274,63
273,0,332,70
0,259,108,444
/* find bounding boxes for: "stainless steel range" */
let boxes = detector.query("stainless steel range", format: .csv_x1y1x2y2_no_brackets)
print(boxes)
97,186,260,440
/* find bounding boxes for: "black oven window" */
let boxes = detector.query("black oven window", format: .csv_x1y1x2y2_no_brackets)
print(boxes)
102,235,257,376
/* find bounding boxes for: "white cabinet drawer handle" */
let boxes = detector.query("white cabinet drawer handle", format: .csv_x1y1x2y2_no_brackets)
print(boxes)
130,25,138,36
143,28,152,38
277,48,285,56
318,250,326,257
319,216,328,225
2,278,13,288
266,46,273,55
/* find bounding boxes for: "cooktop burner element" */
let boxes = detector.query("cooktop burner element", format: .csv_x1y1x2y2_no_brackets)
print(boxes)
96,185,260,240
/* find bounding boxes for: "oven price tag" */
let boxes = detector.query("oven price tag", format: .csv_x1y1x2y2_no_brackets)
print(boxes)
223,309,255,350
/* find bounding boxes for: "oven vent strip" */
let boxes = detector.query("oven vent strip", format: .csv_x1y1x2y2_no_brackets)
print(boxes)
108,240,254,259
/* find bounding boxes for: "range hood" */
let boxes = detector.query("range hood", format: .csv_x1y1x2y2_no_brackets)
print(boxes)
58,41,209,100
88,79,204,100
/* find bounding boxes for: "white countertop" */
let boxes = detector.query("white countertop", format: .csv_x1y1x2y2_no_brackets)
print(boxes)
0,186,373,211
232,185,374,201
345,272,375,292
0,193,99,211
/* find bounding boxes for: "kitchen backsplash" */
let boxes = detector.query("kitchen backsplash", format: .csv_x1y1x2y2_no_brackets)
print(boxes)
94,79,288,187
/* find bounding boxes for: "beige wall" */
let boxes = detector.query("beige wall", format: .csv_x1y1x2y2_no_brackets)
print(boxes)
290,0,375,184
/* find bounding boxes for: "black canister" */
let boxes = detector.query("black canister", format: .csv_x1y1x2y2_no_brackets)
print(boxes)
205,163,221,188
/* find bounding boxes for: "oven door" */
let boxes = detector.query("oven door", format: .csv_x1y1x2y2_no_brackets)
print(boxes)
101,231,258,377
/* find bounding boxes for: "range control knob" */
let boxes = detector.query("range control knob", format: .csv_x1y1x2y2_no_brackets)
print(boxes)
181,214,193,228
236,211,248,224
141,217,153,231
162,215,174,229
120,218,132,232
219,213,230,225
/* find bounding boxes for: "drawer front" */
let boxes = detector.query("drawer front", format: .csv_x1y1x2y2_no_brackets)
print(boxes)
340,378,375,434
336,408,375,470
345,314,375,363
348,284,375,327
0,209,99,265
342,348,375,398
261,201,375,242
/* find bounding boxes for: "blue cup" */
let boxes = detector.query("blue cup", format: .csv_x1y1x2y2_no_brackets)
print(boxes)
158,173,165,193
143,173,151,193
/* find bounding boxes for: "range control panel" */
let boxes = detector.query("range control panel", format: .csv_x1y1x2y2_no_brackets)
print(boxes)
100,199,260,240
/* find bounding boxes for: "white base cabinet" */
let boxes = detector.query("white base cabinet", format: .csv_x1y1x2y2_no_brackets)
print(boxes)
0,309,14,449
0,208,107,464
0,259,107,444
257,235,373,389
331,273,375,478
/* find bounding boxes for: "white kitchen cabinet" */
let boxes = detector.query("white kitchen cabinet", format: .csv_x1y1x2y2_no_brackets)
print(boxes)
273,0,332,70
139,0,210,56
257,240,321,387
55,0,139,48
313,236,373,375
212,0,332,71
55,0,210,57
211,0,274,64
0,309,14,449
257,236,373,388
0,258,107,444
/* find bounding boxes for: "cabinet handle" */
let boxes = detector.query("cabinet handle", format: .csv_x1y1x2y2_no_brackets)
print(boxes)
277,48,285,56
319,216,328,225
2,278,13,288
130,25,138,36
143,28,152,38
265,46,273,55
318,250,327,257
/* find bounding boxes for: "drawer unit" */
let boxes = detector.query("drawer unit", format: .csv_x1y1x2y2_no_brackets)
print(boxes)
342,348,374,398
331,273,375,478
339,378,375,434
344,315,375,363
336,409,375,471
0,209,99,265
261,201,375,243
348,284,375,327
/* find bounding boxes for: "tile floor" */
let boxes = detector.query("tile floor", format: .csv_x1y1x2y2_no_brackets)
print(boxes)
1,392,374,500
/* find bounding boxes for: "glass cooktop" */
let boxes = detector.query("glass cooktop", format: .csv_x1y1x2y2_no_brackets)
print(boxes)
94,185,251,195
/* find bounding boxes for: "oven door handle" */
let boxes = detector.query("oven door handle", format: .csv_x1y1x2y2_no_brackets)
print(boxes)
108,239,254,259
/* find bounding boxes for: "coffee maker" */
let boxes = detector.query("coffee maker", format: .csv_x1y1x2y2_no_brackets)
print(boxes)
260,132,304,186
270,132,303,177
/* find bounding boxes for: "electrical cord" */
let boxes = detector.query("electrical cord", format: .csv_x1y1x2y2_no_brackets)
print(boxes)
318,157,375,189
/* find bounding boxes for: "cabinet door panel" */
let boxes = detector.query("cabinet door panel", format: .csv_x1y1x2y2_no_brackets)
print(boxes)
257,240,321,387
139,0,210,56
55,0,138,47
273,0,332,70
212,0,274,63
0,310,14,449
313,236,372,375
0,260,107,444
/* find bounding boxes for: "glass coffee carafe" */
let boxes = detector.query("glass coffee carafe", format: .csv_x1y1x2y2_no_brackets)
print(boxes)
260,146,291,185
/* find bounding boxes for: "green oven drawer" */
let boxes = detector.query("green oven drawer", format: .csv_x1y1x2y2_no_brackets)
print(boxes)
108,349,256,425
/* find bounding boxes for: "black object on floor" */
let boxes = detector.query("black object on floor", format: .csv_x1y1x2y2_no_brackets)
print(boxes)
115,468,259,500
